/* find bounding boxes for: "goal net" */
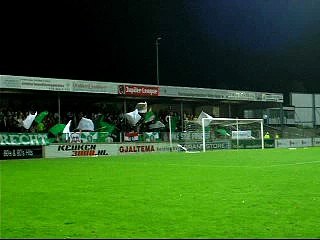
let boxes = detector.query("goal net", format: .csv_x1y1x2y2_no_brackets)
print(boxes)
201,117,264,152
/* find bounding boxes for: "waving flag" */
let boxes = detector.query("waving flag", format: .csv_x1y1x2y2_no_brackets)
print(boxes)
149,120,165,129
98,120,115,135
215,128,230,136
125,109,141,126
34,111,48,124
96,115,115,133
144,109,156,123
77,117,94,131
49,123,66,136
197,111,213,127
135,102,147,113
63,120,72,134
62,120,72,141
22,111,37,129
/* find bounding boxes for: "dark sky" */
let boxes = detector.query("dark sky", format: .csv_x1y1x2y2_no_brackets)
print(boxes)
1,0,320,95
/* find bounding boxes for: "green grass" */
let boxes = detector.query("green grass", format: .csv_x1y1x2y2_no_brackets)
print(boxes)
1,147,320,238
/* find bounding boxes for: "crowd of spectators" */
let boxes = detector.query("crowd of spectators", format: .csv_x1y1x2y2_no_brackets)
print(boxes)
0,106,195,134
0,108,57,133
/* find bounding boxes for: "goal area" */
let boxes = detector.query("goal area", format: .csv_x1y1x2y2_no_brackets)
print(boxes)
201,117,264,152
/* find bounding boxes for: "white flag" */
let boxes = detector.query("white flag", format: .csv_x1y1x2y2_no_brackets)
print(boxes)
63,120,72,141
125,109,141,126
63,120,72,134
22,111,37,129
197,111,213,127
149,120,165,129
77,117,94,131
135,102,147,113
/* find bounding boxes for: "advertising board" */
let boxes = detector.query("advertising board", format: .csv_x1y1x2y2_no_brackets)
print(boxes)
44,141,235,158
231,131,252,140
312,137,320,146
118,85,160,96
0,133,49,146
179,141,231,151
44,142,175,158
0,146,43,160
275,138,313,148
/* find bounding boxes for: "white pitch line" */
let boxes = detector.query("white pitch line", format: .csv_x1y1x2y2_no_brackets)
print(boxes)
166,160,320,169
265,160,320,168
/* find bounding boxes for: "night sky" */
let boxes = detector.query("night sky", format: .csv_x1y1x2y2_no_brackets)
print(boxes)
1,0,320,95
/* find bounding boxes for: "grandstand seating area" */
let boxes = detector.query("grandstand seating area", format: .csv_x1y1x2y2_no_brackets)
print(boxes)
1,105,319,140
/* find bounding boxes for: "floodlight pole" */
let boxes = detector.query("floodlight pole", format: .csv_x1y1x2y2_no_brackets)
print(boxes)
156,37,161,85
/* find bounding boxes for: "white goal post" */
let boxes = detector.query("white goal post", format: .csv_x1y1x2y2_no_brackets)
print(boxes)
201,117,264,152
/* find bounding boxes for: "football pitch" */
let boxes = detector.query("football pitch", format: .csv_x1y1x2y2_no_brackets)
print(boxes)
1,147,320,238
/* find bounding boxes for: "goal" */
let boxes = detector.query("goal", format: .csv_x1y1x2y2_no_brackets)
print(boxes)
201,117,264,152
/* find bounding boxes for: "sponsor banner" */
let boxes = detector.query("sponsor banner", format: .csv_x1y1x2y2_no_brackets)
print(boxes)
313,137,320,146
71,81,118,94
118,142,181,154
0,133,49,146
160,85,283,102
1,75,283,103
118,85,159,96
45,142,178,158
0,146,43,160
261,93,284,102
179,140,231,151
0,75,118,94
275,138,313,148
44,143,116,158
0,75,71,91
168,132,210,141
232,130,252,140
119,143,157,153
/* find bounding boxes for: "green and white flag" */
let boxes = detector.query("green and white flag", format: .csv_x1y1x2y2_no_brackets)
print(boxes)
215,128,230,136
149,120,165,129
144,109,155,123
